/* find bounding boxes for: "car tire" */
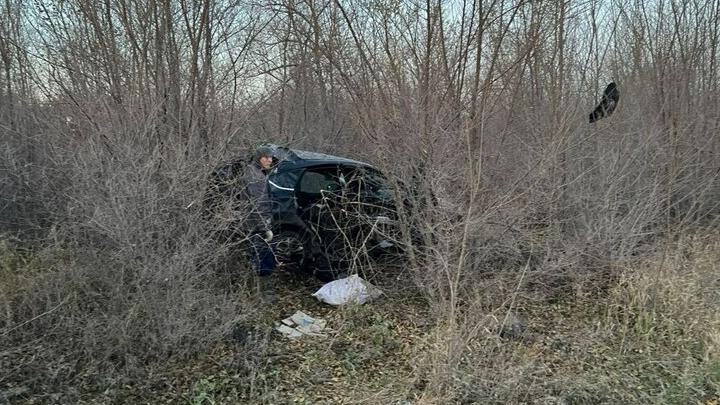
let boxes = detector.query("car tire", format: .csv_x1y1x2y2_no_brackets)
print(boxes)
272,229,306,271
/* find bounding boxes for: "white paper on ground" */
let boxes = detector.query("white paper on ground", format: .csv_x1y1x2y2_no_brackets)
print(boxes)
275,310,328,338
275,323,304,338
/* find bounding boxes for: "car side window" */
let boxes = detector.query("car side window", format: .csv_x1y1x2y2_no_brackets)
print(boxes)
297,169,342,200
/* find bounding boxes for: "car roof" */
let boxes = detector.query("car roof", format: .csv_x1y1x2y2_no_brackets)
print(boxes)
265,144,375,172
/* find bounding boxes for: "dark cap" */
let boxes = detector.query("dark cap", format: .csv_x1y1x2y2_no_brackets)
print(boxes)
254,145,274,161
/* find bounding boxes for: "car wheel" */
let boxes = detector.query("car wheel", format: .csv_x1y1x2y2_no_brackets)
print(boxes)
305,232,351,281
272,229,306,271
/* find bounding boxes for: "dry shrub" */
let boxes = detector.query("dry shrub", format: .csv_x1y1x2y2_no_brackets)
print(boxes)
402,232,719,404
0,107,264,401
1,0,719,402
377,101,719,402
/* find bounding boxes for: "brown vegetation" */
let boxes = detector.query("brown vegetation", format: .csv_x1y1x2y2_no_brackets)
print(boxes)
1,0,719,403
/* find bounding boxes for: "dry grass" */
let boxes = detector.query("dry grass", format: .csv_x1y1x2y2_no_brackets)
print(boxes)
3,231,718,404
2,102,719,403
2,3,720,399
404,234,720,404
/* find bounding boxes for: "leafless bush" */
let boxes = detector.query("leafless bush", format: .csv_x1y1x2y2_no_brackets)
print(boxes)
2,0,720,401
0,103,267,399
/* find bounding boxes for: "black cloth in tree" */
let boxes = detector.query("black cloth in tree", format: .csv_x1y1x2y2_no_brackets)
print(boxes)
589,82,620,123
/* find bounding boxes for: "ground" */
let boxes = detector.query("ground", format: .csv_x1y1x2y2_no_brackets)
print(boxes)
4,250,719,404
184,266,432,404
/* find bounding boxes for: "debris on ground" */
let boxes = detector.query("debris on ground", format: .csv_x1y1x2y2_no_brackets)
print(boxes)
312,274,383,306
499,310,526,339
275,310,328,339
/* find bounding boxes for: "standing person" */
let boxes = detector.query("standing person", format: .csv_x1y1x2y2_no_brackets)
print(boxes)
240,145,276,294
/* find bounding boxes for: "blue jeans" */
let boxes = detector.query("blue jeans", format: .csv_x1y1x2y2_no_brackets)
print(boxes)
248,233,275,276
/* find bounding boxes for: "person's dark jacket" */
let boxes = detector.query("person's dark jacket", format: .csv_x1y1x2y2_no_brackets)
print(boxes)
240,161,272,233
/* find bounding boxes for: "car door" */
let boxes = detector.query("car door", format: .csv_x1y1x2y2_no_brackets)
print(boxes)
294,165,357,271
295,165,347,228
267,168,304,228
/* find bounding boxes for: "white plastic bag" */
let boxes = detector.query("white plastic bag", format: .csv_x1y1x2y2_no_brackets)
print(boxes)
312,275,383,306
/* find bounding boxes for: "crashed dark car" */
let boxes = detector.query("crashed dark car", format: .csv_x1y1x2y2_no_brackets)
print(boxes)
204,144,400,279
